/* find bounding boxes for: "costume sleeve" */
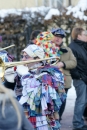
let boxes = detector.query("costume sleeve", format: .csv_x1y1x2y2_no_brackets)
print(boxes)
4,79,16,90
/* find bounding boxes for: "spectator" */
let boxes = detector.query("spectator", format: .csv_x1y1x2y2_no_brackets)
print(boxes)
83,30,87,121
51,28,77,122
69,27,87,130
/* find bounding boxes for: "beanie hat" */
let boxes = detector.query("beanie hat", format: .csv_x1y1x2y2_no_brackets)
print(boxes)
23,45,45,59
35,32,60,57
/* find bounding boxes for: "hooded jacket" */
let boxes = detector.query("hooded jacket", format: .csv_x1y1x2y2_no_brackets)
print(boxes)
0,90,34,130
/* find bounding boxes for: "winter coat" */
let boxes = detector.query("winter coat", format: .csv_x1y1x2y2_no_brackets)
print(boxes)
0,90,34,130
69,39,87,84
59,45,77,88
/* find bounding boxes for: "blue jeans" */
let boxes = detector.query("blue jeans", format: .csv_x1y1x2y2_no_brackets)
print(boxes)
73,79,87,128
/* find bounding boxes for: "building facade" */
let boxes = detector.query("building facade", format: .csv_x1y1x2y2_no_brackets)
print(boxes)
0,0,80,9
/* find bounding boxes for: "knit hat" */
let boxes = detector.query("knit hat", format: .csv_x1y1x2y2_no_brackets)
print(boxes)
35,32,60,57
23,45,45,59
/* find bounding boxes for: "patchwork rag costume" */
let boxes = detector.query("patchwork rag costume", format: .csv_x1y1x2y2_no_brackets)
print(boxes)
19,44,66,130
19,65,66,130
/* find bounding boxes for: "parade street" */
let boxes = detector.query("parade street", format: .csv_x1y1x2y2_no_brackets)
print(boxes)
61,84,76,130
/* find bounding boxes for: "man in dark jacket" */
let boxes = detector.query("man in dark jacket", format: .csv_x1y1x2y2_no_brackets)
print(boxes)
69,27,87,130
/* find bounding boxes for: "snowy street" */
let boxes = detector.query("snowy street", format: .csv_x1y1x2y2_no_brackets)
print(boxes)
61,84,76,130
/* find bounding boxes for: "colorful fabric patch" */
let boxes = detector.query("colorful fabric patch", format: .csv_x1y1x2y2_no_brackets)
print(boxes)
35,32,60,58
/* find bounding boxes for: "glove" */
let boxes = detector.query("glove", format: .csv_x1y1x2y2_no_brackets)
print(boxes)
4,67,16,83
16,65,29,76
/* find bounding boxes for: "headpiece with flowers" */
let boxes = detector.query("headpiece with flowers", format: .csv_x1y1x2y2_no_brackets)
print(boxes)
35,32,60,58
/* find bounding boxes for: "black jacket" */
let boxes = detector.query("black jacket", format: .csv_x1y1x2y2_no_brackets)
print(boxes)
69,39,87,84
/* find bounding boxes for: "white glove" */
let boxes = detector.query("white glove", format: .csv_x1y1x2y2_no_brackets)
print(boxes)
16,65,29,76
4,67,16,83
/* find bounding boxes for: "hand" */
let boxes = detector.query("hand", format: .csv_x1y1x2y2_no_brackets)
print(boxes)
4,67,15,83
16,65,29,76
57,62,64,69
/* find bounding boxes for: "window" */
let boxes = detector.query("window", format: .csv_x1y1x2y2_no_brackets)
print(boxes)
43,0,64,8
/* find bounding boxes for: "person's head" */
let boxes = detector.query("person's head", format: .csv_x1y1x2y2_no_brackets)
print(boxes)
71,27,87,42
30,30,42,44
51,28,66,46
21,44,45,68
0,80,21,129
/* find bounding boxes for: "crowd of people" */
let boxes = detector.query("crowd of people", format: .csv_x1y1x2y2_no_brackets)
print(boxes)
0,27,87,130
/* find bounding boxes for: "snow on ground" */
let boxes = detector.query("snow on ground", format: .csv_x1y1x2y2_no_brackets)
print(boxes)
61,83,76,130
66,82,76,110
68,83,76,100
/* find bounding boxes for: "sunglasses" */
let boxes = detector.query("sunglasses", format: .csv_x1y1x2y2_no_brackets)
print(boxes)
21,55,30,59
